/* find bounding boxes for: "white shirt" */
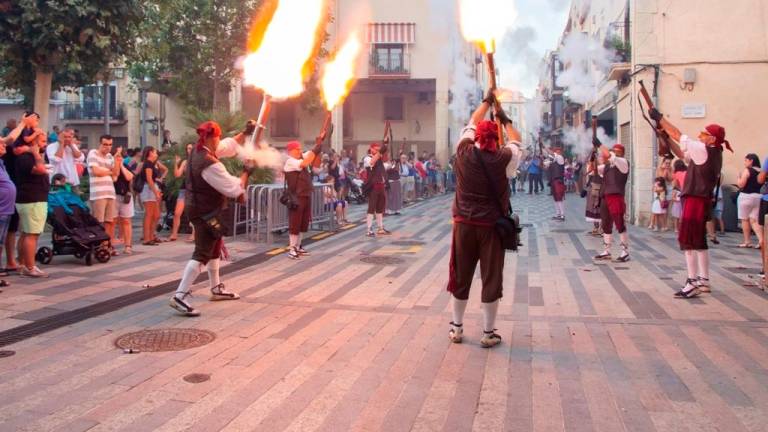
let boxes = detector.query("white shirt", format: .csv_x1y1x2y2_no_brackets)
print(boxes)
680,135,708,166
46,141,84,186
284,152,312,172
458,124,523,179
607,153,629,174
215,137,240,159
201,162,244,199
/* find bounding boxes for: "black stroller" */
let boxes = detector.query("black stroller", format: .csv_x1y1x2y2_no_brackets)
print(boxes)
36,189,112,266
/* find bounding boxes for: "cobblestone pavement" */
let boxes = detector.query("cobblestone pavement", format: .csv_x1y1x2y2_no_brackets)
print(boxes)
0,192,766,432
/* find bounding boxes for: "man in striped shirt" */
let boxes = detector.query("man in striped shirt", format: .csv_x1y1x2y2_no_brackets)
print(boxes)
87,135,121,253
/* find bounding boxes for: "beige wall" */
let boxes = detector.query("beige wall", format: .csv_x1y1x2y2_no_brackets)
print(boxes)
629,0,768,224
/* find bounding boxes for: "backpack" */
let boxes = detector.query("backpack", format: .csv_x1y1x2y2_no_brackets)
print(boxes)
132,171,145,193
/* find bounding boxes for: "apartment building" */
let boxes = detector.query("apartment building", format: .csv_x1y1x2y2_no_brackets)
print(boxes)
236,0,486,163
538,0,768,225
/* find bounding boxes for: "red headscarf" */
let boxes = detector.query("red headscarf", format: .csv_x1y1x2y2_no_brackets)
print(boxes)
196,121,222,150
369,142,381,152
705,124,733,153
286,141,301,152
474,120,499,152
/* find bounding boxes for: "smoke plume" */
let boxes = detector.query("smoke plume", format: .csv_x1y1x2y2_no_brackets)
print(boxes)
563,124,615,159
555,32,616,105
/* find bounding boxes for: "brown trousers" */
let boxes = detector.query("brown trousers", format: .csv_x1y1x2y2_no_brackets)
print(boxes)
448,222,505,303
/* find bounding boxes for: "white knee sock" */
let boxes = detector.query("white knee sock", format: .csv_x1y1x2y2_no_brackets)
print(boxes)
289,234,298,249
603,233,613,253
684,251,698,280
207,258,221,289
482,300,500,333
366,214,374,231
451,296,468,326
620,231,629,254
176,260,203,298
297,232,303,248
376,213,384,230
695,250,710,279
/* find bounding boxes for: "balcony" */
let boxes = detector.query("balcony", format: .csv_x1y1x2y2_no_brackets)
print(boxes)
369,52,411,79
61,101,126,124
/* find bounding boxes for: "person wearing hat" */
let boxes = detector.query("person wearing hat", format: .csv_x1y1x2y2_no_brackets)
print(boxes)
651,108,732,298
591,138,630,262
363,142,391,237
284,138,323,259
544,145,567,221
169,121,246,317
446,90,523,348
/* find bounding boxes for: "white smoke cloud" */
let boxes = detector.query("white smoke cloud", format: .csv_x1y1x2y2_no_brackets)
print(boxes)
555,32,617,105
563,124,615,159
238,137,283,169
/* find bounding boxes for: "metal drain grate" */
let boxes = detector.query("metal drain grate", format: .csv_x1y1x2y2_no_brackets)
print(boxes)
360,256,404,265
183,373,211,383
115,328,216,352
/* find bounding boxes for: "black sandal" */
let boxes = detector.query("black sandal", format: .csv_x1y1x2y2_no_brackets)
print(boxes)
0,280,9,287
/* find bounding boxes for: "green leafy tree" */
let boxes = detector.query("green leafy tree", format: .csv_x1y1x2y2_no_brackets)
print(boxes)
130,0,262,112
0,0,143,127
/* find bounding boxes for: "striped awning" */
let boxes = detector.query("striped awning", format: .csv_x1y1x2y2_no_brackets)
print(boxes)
366,23,416,44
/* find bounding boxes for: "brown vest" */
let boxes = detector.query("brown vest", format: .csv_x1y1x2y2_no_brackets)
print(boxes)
186,147,227,219
682,146,723,198
603,160,629,196
285,159,313,197
452,141,512,223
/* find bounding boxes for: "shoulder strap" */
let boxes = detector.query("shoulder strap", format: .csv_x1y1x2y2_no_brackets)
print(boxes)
473,147,509,217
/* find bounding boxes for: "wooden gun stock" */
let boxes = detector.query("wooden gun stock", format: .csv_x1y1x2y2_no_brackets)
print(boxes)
638,80,671,157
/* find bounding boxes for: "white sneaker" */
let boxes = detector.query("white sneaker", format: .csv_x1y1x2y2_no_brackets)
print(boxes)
21,266,48,278
480,330,502,348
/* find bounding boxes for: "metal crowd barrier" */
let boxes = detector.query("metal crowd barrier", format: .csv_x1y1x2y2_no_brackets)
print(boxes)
233,183,336,243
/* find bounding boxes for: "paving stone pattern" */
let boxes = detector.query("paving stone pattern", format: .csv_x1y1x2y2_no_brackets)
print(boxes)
0,192,767,431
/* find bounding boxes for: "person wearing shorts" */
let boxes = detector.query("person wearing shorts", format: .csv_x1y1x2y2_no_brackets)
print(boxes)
758,158,767,282
113,150,135,255
736,154,763,248
15,126,50,278
88,135,122,254
364,142,391,237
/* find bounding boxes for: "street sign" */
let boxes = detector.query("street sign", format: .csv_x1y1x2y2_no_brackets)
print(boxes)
682,103,706,118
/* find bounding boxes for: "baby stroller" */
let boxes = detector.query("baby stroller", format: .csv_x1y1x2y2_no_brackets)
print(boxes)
348,177,367,205
36,188,112,266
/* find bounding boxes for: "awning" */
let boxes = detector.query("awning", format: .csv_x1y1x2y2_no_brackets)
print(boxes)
366,23,416,44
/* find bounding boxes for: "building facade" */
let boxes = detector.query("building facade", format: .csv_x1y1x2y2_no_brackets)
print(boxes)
538,0,768,225
236,0,486,163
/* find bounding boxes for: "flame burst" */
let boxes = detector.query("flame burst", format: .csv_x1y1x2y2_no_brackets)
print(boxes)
321,33,361,111
459,0,517,53
243,0,327,99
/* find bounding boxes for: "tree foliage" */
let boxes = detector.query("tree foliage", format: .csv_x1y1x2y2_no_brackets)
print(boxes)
0,0,143,102
131,0,332,113
129,0,262,111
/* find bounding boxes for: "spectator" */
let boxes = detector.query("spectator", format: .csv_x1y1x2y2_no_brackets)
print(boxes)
707,177,725,244
669,182,683,233
386,155,403,215
47,125,60,145
324,176,347,225
0,120,22,286
140,146,164,246
169,144,194,242
88,135,121,255
527,156,542,194
15,128,50,278
757,158,767,280
1,119,16,138
649,177,667,231
517,156,530,192
5,112,37,273
46,128,84,193
113,147,135,255
414,156,427,198
736,153,763,248
399,153,414,202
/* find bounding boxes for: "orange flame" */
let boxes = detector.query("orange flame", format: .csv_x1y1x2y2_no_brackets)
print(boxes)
459,0,517,53
321,33,361,111
243,0,327,99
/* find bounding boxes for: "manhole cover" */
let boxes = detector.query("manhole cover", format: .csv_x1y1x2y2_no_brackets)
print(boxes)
390,240,426,246
114,328,216,352
360,256,404,265
183,373,211,383
520,223,534,228
0,350,15,358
